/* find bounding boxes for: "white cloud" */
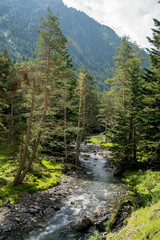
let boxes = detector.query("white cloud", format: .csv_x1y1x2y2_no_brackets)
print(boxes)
62,0,159,48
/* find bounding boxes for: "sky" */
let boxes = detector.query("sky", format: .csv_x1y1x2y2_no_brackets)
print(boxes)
62,0,159,49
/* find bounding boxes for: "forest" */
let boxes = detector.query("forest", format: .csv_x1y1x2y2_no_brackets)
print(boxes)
0,5,160,240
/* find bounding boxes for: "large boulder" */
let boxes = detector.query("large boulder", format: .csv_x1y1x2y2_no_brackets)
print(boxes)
71,216,93,232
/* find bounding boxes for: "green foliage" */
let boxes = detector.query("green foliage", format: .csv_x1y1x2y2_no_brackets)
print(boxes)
139,18,160,168
102,37,147,171
124,170,160,207
122,171,142,196
0,51,25,156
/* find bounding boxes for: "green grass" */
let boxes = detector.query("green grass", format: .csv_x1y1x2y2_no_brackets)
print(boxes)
0,151,64,206
89,135,114,148
123,170,160,206
89,134,106,144
106,200,160,240
100,142,114,147
105,170,160,240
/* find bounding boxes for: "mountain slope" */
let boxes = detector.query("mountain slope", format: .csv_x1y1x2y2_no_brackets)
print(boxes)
0,0,149,90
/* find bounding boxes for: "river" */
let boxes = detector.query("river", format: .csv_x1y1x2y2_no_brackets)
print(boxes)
23,142,121,240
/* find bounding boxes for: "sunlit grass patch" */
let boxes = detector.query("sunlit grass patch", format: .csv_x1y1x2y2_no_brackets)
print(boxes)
89,134,105,144
89,135,115,149
0,152,64,206
101,142,114,147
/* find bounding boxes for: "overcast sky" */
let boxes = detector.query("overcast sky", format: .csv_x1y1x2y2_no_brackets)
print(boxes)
62,0,159,49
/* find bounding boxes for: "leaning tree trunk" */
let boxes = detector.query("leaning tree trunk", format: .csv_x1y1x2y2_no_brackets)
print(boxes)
11,76,36,186
18,40,51,184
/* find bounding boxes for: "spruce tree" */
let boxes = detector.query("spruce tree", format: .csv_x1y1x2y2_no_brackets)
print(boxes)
107,39,145,171
12,8,77,185
141,18,160,167
0,51,25,156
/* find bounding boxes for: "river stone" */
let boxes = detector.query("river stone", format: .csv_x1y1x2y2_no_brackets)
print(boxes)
72,216,93,232
27,208,39,215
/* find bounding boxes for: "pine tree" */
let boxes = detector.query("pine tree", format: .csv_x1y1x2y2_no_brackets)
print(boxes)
107,39,145,171
12,8,77,185
0,50,25,156
141,18,160,167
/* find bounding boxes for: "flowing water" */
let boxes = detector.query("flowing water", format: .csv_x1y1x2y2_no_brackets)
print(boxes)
23,142,121,240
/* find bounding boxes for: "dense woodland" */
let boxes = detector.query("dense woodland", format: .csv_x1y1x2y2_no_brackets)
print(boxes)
0,5,160,187
0,4,160,240
0,8,100,186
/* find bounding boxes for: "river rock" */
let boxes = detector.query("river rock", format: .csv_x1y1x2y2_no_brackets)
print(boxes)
71,216,93,232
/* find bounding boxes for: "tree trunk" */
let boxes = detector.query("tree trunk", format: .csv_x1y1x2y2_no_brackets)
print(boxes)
11,76,36,186
123,83,126,112
64,105,67,163
17,33,51,184
79,77,86,144
75,78,83,167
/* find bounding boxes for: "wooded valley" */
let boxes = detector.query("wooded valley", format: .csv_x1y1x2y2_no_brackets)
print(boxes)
0,2,160,240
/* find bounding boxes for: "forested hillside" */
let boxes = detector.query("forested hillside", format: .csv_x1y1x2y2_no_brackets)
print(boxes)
0,0,149,90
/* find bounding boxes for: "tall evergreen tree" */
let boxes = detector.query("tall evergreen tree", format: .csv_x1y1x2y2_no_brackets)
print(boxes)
141,18,160,167
106,38,145,171
12,8,77,185
0,50,25,156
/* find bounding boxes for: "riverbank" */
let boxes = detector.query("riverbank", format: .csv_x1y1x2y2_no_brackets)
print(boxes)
0,142,127,240
87,170,160,240
0,173,78,240
88,136,160,240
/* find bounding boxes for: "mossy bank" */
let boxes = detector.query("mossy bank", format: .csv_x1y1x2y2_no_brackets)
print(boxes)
0,149,69,206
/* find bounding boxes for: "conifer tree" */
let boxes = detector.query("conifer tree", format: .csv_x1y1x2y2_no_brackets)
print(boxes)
12,8,77,185
0,50,25,156
107,39,145,171
141,18,160,167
